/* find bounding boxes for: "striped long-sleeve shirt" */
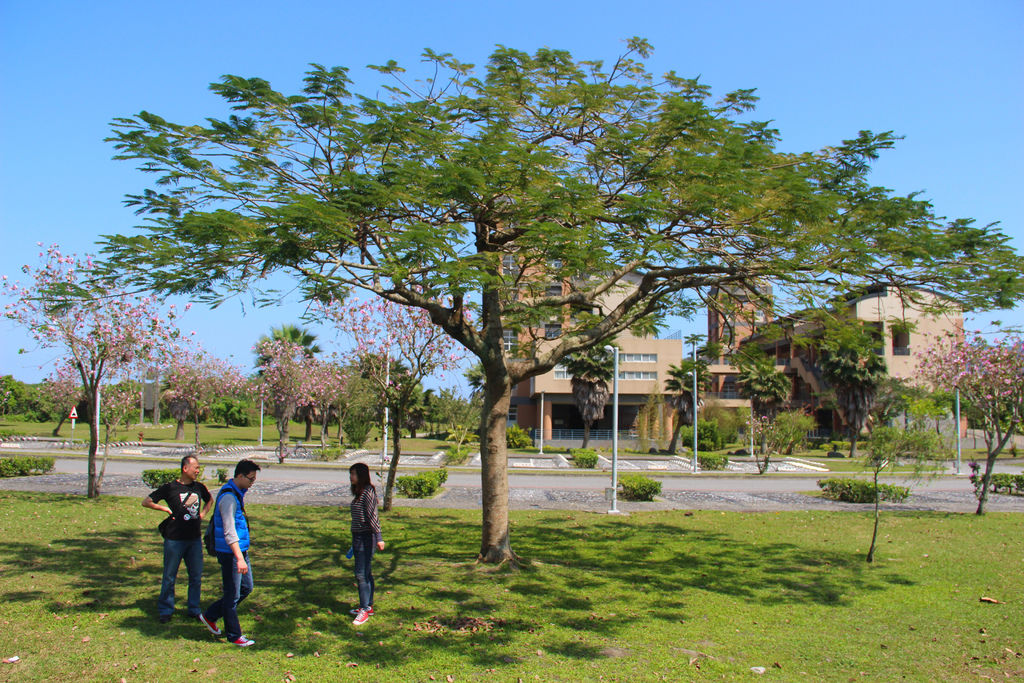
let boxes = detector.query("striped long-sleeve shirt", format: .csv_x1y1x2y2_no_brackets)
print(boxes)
350,486,383,544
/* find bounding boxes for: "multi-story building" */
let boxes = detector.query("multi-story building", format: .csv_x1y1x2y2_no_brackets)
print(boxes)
707,285,963,431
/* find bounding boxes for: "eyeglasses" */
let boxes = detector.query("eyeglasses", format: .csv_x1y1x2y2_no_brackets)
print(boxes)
244,473,257,482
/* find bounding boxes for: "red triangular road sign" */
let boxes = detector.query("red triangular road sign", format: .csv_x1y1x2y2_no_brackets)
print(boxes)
69,407,78,419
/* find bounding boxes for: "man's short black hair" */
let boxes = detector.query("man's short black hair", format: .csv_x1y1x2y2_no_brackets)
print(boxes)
234,459,262,478
180,455,197,471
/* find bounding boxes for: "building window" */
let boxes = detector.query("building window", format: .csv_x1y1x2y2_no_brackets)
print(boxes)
619,371,657,380
554,365,569,379
620,353,657,363
503,329,518,352
507,404,518,424
501,254,518,276
546,283,562,297
544,323,562,339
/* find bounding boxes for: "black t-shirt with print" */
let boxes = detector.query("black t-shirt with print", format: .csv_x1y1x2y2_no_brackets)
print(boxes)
150,480,211,541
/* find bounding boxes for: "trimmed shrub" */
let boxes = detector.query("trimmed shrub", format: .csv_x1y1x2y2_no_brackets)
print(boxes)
697,453,729,470
315,446,343,462
986,473,1024,496
570,448,599,469
395,468,449,498
679,420,726,451
216,468,228,484
0,456,55,477
141,467,205,488
444,444,472,465
619,474,662,501
817,478,909,503
506,424,532,449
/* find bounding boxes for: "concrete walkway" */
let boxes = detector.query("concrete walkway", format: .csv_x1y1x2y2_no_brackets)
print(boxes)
2,455,1023,514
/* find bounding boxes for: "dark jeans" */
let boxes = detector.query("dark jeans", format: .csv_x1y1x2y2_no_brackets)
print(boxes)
158,538,203,617
352,531,376,610
203,551,253,641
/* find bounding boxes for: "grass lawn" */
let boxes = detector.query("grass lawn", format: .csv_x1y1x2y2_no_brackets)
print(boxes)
0,492,1021,681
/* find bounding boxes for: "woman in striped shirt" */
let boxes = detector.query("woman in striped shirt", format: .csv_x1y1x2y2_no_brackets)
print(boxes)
347,463,384,626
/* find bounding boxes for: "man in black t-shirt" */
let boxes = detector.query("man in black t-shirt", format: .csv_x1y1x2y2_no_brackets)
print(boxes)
143,455,213,624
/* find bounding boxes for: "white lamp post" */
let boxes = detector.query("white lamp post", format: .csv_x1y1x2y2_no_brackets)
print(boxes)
604,345,620,514
691,337,698,473
538,391,545,455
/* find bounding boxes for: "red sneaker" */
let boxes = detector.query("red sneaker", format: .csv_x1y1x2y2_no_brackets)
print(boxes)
197,614,222,636
349,606,374,616
352,608,372,626
230,636,255,647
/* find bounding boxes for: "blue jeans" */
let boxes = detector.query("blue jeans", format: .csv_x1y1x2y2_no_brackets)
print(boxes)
203,551,253,641
158,538,203,617
353,532,376,610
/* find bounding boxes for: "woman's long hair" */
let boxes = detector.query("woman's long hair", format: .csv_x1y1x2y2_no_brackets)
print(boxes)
350,462,373,498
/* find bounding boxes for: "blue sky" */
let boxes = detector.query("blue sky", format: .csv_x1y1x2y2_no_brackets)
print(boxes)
2,0,1022,385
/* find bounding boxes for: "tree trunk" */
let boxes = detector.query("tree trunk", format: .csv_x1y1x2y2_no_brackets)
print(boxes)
87,383,101,498
849,430,859,459
666,419,681,454
304,411,313,441
193,414,201,450
581,421,591,449
382,409,403,512
275,401,294,463
52,414,66,437
320,409,329,449
867,468,880,562
478,366,516,564
175,418,185,441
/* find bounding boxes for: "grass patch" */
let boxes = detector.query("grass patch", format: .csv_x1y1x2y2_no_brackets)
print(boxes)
0,492,1022,681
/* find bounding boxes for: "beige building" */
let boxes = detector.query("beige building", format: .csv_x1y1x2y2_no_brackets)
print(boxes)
707,285,963,431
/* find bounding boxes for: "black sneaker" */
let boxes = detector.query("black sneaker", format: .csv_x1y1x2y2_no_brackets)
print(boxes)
159,614,172,624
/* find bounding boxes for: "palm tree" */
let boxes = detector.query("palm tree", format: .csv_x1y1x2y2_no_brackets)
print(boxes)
735,348,791,459
563,345,615,449
819,327,887,459
664,360,710,454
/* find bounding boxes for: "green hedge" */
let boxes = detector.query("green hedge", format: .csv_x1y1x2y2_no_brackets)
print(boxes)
817,478,909,504
506,425,532,449
679,420,727,451
570,448,599,469
619,474,662,501
141,467,205,489
987,473,1024,495
697,453,729,470
444,444,472,465
395,468,449,498
0,456,55,478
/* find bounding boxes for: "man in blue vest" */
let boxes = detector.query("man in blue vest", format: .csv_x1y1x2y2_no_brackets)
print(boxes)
198,459,260,647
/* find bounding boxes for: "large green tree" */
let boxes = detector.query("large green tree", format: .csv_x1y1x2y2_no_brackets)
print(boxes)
102,41,1023,562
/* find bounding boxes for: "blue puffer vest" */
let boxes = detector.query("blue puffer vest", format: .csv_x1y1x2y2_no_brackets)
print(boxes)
212,480,249,553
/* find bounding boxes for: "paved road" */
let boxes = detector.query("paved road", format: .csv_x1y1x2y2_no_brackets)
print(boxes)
2,456,1023,514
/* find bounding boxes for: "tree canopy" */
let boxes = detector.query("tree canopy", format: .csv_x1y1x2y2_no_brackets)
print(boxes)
101,40,1024,561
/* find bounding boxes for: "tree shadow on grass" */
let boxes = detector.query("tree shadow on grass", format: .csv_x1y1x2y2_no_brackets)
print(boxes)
0,493,932,672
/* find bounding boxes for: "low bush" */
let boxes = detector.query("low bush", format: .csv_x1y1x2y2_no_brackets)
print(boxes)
141,467,205,488
619,474,662,501
444,444,473,465
679,420,727,451
824,441,852,453
0,456,55,477
985,473,1024,496
0,429,17,440
395,468,449,498
817,477,909,504
506,424,532,449
570,448,599,469
315,446,344,462
216,468,228,484
698,453,729,470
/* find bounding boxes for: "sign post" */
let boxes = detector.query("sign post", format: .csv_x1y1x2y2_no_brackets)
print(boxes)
69,406,78,442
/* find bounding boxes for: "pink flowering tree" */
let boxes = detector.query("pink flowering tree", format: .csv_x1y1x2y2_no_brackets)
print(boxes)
39,363,85,435
254,338,313,460
3,245,182,497
920,333,1024,514
100,375,141,453
319,298,465,510
305,357,349,449
163,348,249,449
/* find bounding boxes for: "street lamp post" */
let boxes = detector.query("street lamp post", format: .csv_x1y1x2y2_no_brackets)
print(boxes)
604,345,620,514
691,337,698,473
538,391,545,455
955,387,962,475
